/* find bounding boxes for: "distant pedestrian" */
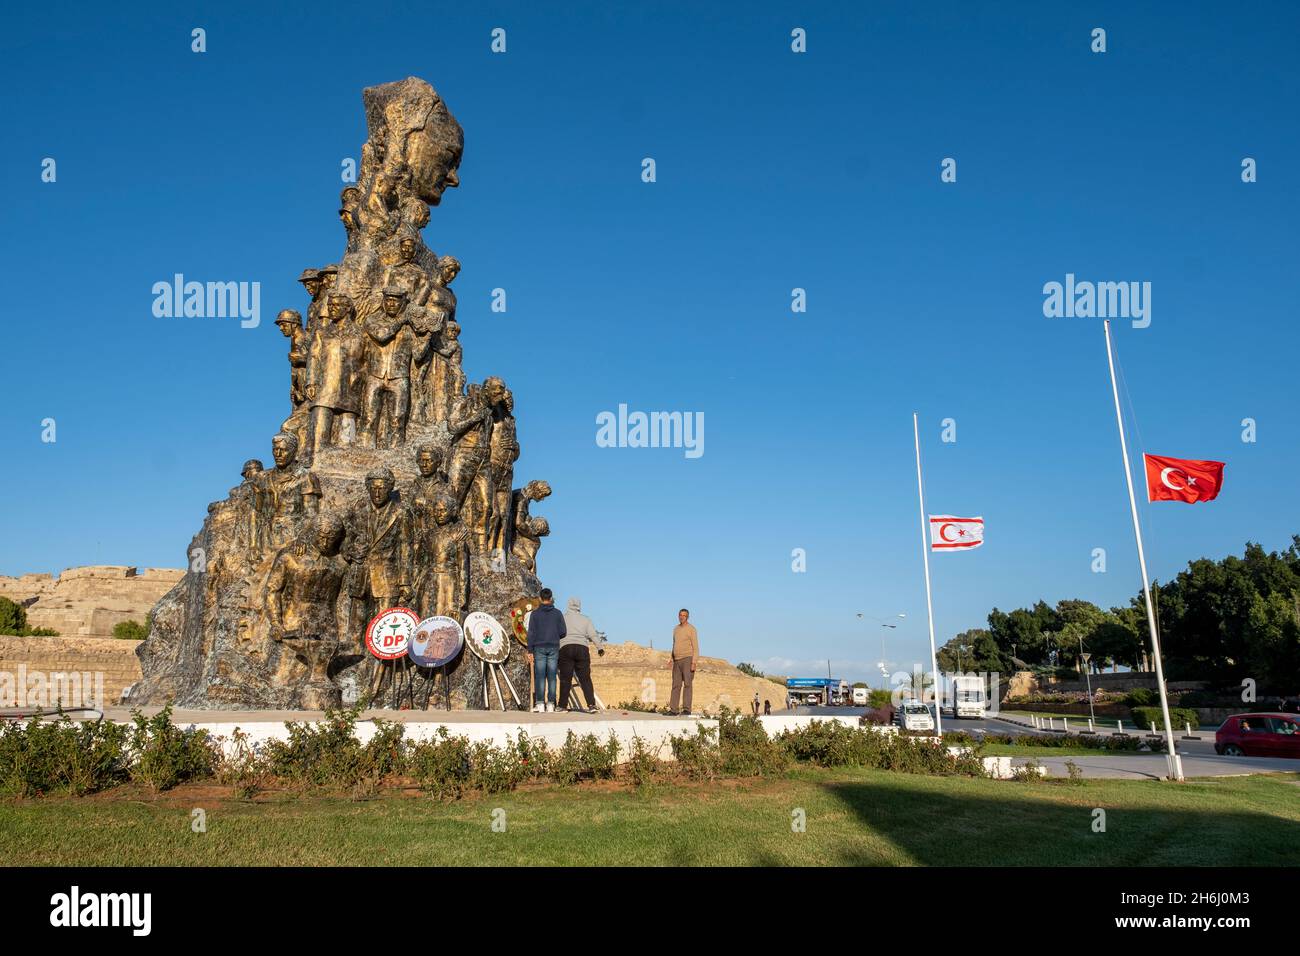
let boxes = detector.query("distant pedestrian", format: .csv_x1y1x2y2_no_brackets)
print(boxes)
526,588,566,713
668,608,698,715
763,699,771,716
752,692,760,716
559,596,605,713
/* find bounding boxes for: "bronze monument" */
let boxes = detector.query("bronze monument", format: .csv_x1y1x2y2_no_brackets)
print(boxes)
131,78,551,709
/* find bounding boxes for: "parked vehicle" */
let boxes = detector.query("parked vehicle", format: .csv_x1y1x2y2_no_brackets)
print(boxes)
896,700,935,732
1214,713,1300,758
851,686,869,706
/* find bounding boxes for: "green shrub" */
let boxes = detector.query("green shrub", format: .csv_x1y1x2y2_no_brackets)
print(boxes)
867,689,893,709
1131,706,1199,732
546,731,620,785
408,727,473,799
716,707,789,777
214,728,269,799
1010,758,1044,781
0,597,58,636
776,722,985,776
127,705,215,792
262,704,403,795
1124,688,1156,707
468,738,529,794
668,724,723,781
0,596,27,636
0,715,129,797
112,620,149,641
613,698,672,715
623,734,663,787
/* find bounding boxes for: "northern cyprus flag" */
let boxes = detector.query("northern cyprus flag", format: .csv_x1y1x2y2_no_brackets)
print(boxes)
929,516,984,551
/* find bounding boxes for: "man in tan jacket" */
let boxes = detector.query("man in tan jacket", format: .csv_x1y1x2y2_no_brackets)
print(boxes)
669,608,699,715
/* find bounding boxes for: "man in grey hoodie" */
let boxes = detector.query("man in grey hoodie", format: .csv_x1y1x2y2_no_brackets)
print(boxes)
559,596,605,713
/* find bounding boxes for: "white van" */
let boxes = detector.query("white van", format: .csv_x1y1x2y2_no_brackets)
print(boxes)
897,701,935,732
851,686,869,706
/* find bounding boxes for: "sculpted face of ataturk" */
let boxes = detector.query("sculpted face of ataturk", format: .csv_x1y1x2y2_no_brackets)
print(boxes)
362,76,463,207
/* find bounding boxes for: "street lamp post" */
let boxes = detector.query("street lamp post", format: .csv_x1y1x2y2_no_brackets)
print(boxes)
858,612,905,691
1081,649,1096,725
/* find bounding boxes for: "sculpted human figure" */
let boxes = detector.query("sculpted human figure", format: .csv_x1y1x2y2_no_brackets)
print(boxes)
429,319,464,424
318,264,339,300
265,515,349,708
409,444,448,616
257,432,322,552
410,444,449,541
427,494,470,617
275,308,309,407
481,387,519,554
388,197,432,258
306,292,364,457
446,377,508,528
338,187,364,252
236,458,267,554
346,467,414,631
511,479,551,573
361,77,463,209
298,268,325,335
385,236,432,306
361,287,417,448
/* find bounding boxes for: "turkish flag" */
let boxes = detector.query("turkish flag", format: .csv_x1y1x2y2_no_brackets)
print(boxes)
1143,454,1225,504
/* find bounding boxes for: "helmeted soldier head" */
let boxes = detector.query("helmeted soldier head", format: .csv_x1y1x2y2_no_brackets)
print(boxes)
275,309,302,335
298,268,322,297
381,286,408,317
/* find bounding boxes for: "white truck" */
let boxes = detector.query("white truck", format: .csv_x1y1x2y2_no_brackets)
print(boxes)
851,686,869,706
952,674,987,719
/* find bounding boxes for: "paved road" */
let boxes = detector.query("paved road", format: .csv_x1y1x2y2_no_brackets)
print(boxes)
787,706,1300,778
1011,751,1300,779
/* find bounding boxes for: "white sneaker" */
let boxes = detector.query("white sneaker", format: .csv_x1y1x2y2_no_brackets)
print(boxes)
532,703,543,713
545,702,555,713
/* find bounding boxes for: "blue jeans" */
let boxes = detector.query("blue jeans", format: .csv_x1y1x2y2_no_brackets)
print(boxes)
532,646,559,704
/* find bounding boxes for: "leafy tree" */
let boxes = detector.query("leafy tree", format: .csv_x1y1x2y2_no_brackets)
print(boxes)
937,629,1002,673
736,662,762,678
0,596,26,636
987,601,1059,665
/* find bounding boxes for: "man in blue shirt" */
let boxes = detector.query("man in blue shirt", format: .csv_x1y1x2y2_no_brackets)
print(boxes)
525,588,566,713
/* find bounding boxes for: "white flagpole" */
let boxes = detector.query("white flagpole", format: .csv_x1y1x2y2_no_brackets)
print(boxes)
913,412,943,736
1103,320,1183,781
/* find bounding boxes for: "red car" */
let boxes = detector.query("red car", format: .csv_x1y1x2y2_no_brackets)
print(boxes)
1215,712,1300,758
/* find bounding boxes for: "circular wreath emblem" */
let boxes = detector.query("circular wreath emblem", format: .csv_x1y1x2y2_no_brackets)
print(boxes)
365,607,419,660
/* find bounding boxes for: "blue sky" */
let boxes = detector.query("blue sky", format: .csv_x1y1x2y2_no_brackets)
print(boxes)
3,2,1297,682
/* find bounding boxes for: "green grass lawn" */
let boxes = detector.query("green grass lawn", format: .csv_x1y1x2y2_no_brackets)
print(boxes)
3,767,1297,866
1002,710,1126,729
979,742,1143,758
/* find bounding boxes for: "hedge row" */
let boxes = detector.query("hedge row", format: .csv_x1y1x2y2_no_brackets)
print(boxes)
1,706,991,801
